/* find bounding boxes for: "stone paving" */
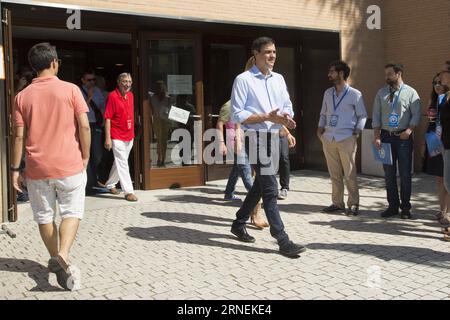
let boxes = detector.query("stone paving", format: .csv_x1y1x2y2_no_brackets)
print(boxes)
0,170,449,300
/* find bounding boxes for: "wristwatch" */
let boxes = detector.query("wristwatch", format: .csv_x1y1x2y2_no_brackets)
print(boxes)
10,165,21,172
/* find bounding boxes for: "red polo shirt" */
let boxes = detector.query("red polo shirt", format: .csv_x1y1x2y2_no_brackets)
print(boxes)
104,89,135,141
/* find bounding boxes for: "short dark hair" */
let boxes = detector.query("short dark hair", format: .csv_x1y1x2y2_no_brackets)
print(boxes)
385,63,404,74
251,37,275,53
328,60,351,80
28,42,58,73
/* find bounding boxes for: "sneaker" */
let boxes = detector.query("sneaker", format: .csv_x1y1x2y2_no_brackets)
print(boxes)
231,226,255,243
401,209,412,219
51,255,78,291
381,208,399,218
55,267,78,291
277,189,288,200
346,205,359,216
322,204,345,213
47,257,61,273
279,241,306,258
224,194,241,201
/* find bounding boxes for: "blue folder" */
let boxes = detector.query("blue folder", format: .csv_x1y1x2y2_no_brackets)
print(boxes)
425,132,443,157
372,143,393,165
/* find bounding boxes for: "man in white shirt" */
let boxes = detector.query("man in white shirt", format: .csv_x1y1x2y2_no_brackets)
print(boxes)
317,60,367,216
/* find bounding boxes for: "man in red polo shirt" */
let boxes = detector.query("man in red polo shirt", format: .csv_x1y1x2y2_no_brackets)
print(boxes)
104,73,138,201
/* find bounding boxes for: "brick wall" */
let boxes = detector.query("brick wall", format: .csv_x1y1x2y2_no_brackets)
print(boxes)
383,0,450,170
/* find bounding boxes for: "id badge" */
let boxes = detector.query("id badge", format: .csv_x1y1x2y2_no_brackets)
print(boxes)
388,112,399,128
127,119,132,130
436,125,443,138
329,114,339,127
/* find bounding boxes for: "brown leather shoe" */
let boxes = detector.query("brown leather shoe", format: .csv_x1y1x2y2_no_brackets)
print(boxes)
109,187,120,195
125,193,138,202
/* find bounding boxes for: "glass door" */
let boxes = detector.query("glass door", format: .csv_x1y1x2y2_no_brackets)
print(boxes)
1,7,17,222
204,41,248,181
140,33,204,189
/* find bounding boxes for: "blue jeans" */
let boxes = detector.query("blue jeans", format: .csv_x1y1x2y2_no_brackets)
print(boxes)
279,135,290,190
381,131,413,211
232,132,290,246
224,152,253,198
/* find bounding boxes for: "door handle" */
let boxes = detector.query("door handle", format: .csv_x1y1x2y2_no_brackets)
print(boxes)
208,114,219,119
191,115,201,119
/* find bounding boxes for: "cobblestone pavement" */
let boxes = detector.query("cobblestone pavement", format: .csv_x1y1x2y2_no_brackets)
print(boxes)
1,170,449,300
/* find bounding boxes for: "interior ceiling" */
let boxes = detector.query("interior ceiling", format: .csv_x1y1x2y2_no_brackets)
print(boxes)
12,26,131,44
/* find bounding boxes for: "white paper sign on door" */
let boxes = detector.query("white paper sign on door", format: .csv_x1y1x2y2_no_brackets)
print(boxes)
168,105,190,124
0,46,5,80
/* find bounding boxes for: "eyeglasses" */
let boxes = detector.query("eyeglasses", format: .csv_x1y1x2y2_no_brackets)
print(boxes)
57,59,62,67
86,78,96,82
433,82,442,86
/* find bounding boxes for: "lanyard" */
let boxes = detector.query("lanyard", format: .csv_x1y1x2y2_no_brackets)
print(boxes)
332,86,350,112
437,93,447,125
390,85,404,113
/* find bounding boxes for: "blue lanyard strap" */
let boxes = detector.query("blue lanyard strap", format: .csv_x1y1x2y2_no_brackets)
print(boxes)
332,86,350,112
390,84,404,113
437,93,447,124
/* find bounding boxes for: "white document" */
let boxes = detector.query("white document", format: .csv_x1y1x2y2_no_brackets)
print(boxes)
168,105,190,124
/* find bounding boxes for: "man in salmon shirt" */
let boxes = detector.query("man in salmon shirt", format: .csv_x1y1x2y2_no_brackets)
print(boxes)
11,42,91,290
103,73,138,202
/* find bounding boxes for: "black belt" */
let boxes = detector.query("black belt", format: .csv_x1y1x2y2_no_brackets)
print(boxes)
381,129,406,136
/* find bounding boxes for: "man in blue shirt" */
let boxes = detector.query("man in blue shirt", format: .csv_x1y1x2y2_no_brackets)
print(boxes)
317,60,367,216
230,37,306,258
80,71,106,195
373,63,421,219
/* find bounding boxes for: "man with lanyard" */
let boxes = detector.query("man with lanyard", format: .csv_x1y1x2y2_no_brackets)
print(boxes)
79,71,105,195
317,60,367,216
373,63,421,219
230,37,306,258
104,73,138,202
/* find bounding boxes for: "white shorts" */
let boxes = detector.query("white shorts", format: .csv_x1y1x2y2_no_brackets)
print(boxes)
27,170,87,225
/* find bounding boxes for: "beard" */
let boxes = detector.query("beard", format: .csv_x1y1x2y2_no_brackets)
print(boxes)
386,79,396,86
329,77,339,85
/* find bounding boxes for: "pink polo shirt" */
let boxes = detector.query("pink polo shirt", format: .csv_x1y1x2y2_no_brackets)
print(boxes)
14,76,89,180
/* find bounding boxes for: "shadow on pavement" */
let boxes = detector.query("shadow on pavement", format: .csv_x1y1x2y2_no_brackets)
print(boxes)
124,225,277,255
141,211,233,227
309,219,443,241
157,194,243,208
307,243,450,268
0,258,62,292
